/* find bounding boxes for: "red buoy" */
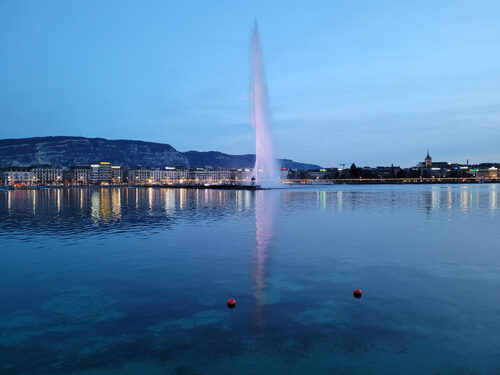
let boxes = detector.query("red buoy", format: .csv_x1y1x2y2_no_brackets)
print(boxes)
227,298,236,308
353,289,362,298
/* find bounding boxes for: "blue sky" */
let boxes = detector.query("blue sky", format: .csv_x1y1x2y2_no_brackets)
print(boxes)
1,0,499,167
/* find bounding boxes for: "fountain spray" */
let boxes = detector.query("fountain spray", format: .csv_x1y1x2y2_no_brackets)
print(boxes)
250,20,279,186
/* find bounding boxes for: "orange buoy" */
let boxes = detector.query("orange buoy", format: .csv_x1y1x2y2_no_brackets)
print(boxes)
227,298,236,308
353,289,362,298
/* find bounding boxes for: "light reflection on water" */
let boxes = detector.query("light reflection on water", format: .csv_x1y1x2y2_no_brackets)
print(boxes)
0,185,499,375
0,188,260,239
2,185,498,234
251,190,275,331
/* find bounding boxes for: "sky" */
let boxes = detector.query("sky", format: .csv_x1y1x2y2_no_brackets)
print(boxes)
1,0,499,167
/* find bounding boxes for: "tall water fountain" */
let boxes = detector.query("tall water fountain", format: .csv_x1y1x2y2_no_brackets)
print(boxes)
250,21,279,186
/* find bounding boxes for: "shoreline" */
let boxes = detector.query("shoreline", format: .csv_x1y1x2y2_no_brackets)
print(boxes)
0,184,264,191
1,179,499,191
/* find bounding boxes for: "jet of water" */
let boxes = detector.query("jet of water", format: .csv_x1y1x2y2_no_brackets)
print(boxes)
250,20,279,186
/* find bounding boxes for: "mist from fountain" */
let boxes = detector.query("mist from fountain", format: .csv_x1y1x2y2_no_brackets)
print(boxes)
250,21,279,186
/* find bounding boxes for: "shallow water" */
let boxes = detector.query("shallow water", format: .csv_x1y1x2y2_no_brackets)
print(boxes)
0,185,499,374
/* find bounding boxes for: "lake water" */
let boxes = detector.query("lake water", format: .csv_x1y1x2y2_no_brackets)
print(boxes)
1,185,499,375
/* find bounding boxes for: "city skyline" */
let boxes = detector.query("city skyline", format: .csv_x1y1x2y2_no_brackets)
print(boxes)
0,135,497,170
1,1,500,167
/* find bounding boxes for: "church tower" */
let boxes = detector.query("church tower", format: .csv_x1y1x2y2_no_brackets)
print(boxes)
425,150,432,167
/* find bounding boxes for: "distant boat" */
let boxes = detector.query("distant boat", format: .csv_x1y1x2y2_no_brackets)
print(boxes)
13,184,29,190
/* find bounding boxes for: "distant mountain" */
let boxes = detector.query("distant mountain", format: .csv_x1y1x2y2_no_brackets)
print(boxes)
0,136,188,168
278,158,321,171
183,151,320,170
0,136,321,170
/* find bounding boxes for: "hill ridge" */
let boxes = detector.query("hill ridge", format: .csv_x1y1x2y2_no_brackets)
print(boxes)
0,136,321,170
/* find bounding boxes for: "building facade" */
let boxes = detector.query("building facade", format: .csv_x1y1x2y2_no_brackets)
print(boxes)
473,165,499,180
416,151,452,178
188,168,252,183
32,166,63,185
128,167,189,184
128,167,151,184
151,168,189,183
69,165,91,185
0,167,35,186
90,162,122,185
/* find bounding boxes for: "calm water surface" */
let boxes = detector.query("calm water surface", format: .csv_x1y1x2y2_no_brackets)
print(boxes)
1,185,499,374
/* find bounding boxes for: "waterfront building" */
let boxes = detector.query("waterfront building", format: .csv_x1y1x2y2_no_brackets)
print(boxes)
308,169,327,179
376,165,402,178
32,166,63,185
188,168,252,183
112,166,122,184
417,151,452,178
128,167,189,184
188,168,233,183
149,169,165,183
472,164,499,180
69,165,91,185
90,162,122,185
128,166,151,184
150,167,188,184
158,167,189,183
487,167,498,180
361,166,377,177
0,167,35,186
240,168,254,181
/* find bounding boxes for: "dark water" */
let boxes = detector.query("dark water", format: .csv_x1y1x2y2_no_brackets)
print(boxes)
0,185,499,375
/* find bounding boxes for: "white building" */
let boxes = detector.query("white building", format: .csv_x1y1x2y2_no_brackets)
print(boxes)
189,168,229,183
127,167,254,185
32,166,63,185
128,167,151,184
128,167,189,184
0,167,35,186
188,168,253,184
152,167,188,183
